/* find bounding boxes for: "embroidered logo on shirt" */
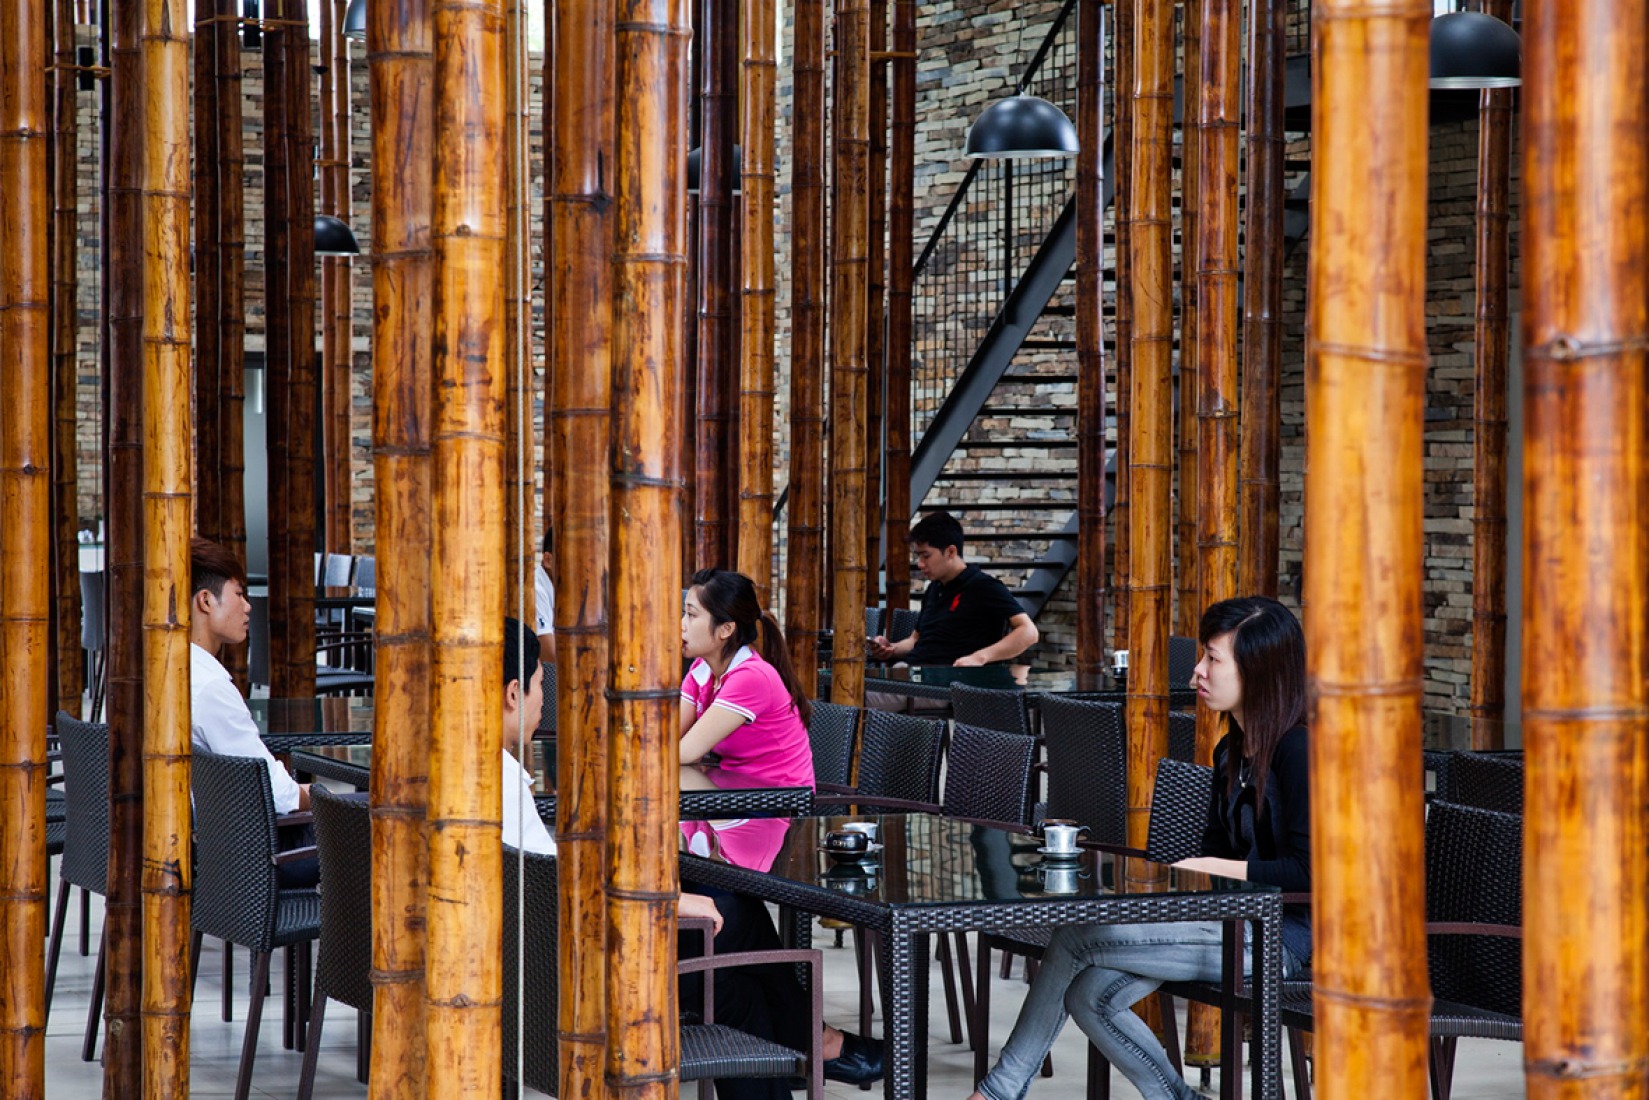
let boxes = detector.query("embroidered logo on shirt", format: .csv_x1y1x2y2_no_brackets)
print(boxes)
950,593,961,612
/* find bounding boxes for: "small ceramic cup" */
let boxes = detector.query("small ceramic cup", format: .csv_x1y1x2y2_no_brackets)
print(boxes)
1040,818,1087,855
1112,649,1130,673
1041,864,1081,895
842,821,880,844
824,829,871,855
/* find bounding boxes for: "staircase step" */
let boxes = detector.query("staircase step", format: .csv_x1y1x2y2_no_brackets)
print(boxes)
955,439,1077,450
978,406,1077,417
963,531,1077,542
1000,373,1079,385
920,499,1078,512
1018,339,1077,350
1040,304,1077,316
975,558,1070,572
932,470,1077,482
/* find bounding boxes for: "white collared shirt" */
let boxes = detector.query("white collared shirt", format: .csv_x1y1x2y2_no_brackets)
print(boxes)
189,643,303,814
502,747,556,855
535,564,556,639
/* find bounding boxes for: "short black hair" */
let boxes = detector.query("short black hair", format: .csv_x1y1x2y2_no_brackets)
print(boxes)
541,528,554,554
908,510,965,556
504,616,541,688
190,537,248,600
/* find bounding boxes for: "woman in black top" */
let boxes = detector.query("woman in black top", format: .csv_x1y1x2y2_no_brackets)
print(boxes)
969,596,1310,1100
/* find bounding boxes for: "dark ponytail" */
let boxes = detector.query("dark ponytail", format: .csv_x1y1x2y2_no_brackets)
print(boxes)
690,568,812,724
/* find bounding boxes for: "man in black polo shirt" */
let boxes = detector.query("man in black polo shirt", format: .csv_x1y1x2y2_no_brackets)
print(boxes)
869,511,1039,666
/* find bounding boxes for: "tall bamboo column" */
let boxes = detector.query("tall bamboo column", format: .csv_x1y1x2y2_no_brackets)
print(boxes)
424,0,507,1091
1074,0,1107,689
863,0,887,610
546,0,613,1086
320,0,354,555
1306,2,1432,1096
1237,0,1283,598
50,0,84,720
1110,0,1133,655
103,0,147,1083
735,0,777,603
1175,0,1200,640
265,0,317,697
695,0,737,572
784,0,828,693
883,0,914,613
139,0,194,1087
1467,0,1513,745
503,0,532,619
1521,5,1649,1097
608,0,688,1083
0,0,52,1089
366,0,434,1086
1123,0,1172,889
829,0,871,708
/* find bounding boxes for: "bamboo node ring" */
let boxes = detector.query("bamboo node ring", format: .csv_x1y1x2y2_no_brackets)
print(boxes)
1528,1056,1649,1081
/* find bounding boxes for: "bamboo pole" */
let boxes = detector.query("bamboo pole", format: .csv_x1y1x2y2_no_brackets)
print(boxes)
0,0,52,1088
735,0,777,604
1236,0,1283,599
366,0,434,1086
503,0,532,620
829,0,871,708
1467,0,1513,745
784,0,827,694
695,0,737,572
1520,5,1649,1097
1074,0,1107,690
1175,0,1200,641
103,0,147,1083
863,0,887,611
51,0,84,720
265,0,317,697
424,0,507,1090
883,0,914,614
546,0,613,1087
1110,0,1133,656
139,0,194,1087
320,0,354,555
608,0,688,1083
1123,0,1172,891
1306,2,1432,1096
194,0,223,544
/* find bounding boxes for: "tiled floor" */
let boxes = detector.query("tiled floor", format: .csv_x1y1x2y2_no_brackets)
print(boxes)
42,881,1527,1100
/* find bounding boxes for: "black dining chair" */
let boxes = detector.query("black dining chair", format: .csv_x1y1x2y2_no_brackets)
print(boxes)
1442,750,1523,814
807,699,861,791
949,681,1034,738
297,788,375,1099
44,713,109,1058
1168,634,1199,688
885,607,921,644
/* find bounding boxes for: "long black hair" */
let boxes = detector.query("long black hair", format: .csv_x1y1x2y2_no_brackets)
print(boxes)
1198,596,1306,802
689,568,812,724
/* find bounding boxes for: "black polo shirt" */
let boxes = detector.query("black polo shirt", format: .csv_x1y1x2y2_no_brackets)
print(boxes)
907,563,1025,665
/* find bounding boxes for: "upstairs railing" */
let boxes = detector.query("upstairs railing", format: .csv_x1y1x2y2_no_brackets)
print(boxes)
910,0,1080,443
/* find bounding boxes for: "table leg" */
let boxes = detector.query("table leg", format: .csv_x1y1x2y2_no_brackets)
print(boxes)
882,931,929,1100
1220,922,1241,1100
1249,910,1281,1100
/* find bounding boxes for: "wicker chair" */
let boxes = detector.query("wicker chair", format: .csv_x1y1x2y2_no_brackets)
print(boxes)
949,681,1033,737
1037,696,1127,846
807,700,861,790
502,847,825,1098
944,724,1037,827
865,606,883,640
44,713,109,1057
817,708,945,814
190,751,323,1100
297,788,375,1100
885,607,921,644
1442,750,1523,814
1168,634,1199,688
1167,710,1198,764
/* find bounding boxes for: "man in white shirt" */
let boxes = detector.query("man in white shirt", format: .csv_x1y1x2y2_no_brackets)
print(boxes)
534,529,556,653
502,618,556,855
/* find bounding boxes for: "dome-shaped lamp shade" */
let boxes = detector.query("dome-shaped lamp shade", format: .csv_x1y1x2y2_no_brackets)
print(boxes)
315,214,361,256
1430,11,1520,90
686,144,743,195
343,0,367,41
964,95,1079,160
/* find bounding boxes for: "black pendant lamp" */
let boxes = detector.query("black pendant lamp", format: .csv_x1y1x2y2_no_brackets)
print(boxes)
315,215,361,256
964,95,1079,160
1430,11,1521,90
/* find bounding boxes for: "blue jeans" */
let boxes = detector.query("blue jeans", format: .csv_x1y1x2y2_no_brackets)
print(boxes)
977,921,1239,1100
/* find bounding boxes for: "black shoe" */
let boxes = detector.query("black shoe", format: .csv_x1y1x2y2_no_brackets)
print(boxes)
823,1032,884,1085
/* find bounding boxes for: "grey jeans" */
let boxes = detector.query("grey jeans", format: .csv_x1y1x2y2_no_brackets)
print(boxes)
976,920,1249,1100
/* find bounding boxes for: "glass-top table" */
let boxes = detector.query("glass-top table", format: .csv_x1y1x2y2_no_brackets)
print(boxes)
681,812,1283,1100
249,696,376,751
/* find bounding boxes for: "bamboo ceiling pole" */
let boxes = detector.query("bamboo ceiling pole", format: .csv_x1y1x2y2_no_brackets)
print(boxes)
1521,5,1649,1096
0,0,52,1089
829,0,871,708
1123,0,1172,890
1109,0,1133,656
883,0,914,613
103,0,147,1082
1074,0,1107,690
138,0,194,1084
608,0,688,1083
784,0,827,693
1175,0,1200,642
424,0,507,1090
695,0,736,572
320,0,354,556
365,0,434,1086
1237,0,1283,599
863,0,887,612
1306,2,1432,1095
51,0,84,721
503,0,531,620
736,0,777,604
546,0,613,1087
1467,0,1513,746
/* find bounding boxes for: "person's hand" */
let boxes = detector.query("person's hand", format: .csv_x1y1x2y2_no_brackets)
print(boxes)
677,892,725,934
867,635,895,661
952,652,986,668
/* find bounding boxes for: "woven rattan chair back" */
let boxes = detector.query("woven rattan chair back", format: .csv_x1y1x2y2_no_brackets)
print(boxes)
1426,800,1522,1017
191,752,298,951
807,700,860,789
55,713,110,895
1167,710,1197,764
856,709,946,810
943,723,1036,826
886,607,921,644
502,848,561,1093
865,606,882,640
1168,635,1198,688
310,788,374,1011
1038,696,1126,845
1145,758,1214,864
535,659,559,734
1443,751,1523,815
948,682,1032,736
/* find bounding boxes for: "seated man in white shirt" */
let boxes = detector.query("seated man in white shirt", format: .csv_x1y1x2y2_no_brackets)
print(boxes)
534,529,556,654
190,537,316,886
502,617,556,854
